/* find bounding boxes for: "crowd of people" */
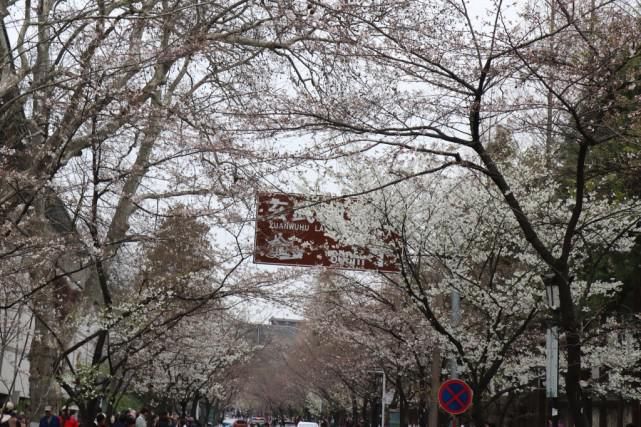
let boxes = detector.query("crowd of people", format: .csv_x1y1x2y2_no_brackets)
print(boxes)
37,405,82,427
0,403,209,427
0,402,27,427
108,408,206,427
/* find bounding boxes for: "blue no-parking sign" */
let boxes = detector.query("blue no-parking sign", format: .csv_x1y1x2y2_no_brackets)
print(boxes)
438,379,473,415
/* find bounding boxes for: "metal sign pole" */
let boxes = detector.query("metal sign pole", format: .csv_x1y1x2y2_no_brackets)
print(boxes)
448,290,461,427
449,290,461,378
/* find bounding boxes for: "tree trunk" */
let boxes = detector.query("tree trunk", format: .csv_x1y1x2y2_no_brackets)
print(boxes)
29,315,61,419
556,271,587,427
399,391,408,427
471,395,485,427
203,398,212,426
351,395,358,427
191,393,200,419
430,349,442,427
565,329,587,427
79,398,101,427
498,392,516,427
361,398,368,427
369,399,378,427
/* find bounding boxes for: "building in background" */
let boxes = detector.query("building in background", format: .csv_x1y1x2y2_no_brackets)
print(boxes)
0,303,33,403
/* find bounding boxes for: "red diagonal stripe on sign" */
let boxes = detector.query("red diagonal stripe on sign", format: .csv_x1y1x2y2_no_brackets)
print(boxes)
445,387,467,408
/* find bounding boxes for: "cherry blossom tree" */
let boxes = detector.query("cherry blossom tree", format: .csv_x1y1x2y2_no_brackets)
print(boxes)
300,272,437,427
127,313,250,417
46,202,301,425
0,0,318,420
2,2,640,427
239,1,641,426
307,149,641,424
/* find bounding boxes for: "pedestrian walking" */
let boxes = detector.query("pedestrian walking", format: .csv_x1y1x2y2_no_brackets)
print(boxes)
1,402,21,427
1,403,13,427
17,412,27,427
136,409,149,427
157,412,172,427
64,406,79,427
95,413,108,427
59,407,67,427
40,406,61,427
113,411,130,427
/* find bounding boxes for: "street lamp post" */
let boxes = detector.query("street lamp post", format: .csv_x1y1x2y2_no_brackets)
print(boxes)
544,273,560,417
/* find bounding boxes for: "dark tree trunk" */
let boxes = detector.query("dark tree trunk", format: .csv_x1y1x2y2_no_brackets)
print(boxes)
203,398,212,425
369,399,378,427
191,393,200,419
351,395,358,427
29,315,61,420
471,395,485,427
417,374,427,427
361,398,368,427
399,394,408,427
556,271,587,427
79,398,101,427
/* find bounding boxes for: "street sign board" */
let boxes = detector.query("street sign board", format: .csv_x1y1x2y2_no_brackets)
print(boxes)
254,192,399,272
438,379,473,415
546,326,559,398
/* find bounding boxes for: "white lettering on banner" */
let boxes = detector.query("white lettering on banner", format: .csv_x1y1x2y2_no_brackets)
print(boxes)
369,248,386,268
255,192,400,272
292,207,316,223
269,221,310,232
264,233,304,260
267,198,288,220
326,249,371,268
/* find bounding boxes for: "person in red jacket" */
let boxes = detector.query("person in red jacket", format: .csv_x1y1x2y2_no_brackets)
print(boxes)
63,406,79,427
